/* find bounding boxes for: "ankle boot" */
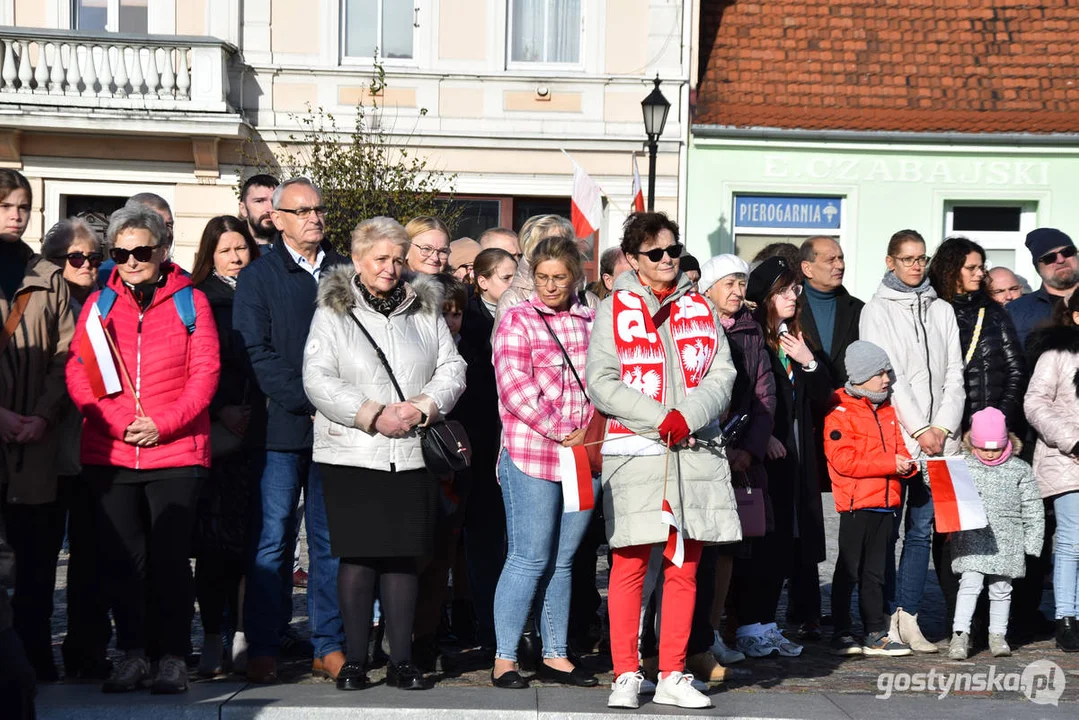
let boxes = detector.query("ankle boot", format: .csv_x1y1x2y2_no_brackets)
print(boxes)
516,625,542,673
896,608,938,653
1056,617,1079,652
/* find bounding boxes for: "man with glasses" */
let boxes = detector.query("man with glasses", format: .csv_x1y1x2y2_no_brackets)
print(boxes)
1007,228,1078,346
233,177,347,684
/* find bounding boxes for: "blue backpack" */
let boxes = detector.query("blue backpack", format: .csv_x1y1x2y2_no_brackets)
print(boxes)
96,285,197,333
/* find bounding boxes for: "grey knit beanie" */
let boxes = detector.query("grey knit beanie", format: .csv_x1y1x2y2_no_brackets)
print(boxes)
845,341,893,385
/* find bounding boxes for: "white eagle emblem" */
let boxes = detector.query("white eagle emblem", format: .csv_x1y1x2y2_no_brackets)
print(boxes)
680,339,710,384
623,366,662,399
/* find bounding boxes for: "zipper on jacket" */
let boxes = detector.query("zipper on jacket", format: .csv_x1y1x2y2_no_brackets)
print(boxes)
918,296,934,419
135,311,144,470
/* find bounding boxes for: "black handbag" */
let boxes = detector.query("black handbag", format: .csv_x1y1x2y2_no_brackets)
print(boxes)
346,311,472,474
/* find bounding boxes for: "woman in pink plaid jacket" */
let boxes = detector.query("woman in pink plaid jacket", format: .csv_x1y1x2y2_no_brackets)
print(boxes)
489,236,599,691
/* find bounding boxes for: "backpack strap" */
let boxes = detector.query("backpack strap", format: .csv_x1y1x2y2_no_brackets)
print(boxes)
96,286,118,320
172,286,197,334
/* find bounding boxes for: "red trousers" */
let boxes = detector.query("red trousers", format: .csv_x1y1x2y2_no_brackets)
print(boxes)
608,540,703,677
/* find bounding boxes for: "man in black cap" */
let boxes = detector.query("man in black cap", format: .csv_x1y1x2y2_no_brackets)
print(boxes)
1007,227,1078,346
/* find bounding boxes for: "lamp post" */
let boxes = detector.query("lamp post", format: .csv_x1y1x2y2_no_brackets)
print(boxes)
640,74,670,212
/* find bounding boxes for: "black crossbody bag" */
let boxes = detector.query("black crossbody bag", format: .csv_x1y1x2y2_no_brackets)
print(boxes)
346,312,472,474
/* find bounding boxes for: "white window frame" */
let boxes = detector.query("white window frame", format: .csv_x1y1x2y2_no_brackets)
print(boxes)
67,0,174,35
505,0,585,71
339,0,419,66
943,200,1038,284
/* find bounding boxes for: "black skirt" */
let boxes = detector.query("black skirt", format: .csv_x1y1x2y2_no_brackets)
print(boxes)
320,464,437,558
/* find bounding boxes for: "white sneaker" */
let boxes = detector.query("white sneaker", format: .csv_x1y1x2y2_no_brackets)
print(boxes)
608,671,643,709
710,630,746,665
653,671,713,709
231,631,248,674
764,627,803,657
736,633,780,657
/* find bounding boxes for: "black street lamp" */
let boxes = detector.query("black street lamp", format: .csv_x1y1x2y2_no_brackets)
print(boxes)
640,74,670,212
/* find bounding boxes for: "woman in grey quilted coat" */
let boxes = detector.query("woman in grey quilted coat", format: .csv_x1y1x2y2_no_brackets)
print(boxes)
948,407,1043,660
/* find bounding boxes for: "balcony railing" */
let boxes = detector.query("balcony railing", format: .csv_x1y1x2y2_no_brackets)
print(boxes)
0,27,236,114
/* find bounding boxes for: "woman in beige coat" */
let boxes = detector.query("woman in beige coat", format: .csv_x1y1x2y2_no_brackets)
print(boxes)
585,213,738,710
1023,290,1079,651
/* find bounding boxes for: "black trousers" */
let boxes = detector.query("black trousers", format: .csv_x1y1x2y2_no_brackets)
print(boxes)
832,510,895,635
91,472,201,656
58,475,112,671
732,534,786,627
786,539,821,625
1,500,66,676
0,627,35,719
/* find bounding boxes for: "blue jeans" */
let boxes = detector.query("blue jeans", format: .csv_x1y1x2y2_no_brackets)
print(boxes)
493,452,598,661
893,475,934,615
245,450,343,658
1053,491,1079,619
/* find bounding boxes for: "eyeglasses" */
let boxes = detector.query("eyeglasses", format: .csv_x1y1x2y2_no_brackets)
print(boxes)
63,251,104,269
277,206,328,219
892,255,931,268
1039,246,1077,265
535,273,573,289
411,243,451,259
109,245,158,264
779,284,803,299
637,243,684,263
962,263,987,274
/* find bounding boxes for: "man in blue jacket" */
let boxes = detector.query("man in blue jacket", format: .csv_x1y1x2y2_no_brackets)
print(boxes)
1007,227,1078,347
233,176,347,683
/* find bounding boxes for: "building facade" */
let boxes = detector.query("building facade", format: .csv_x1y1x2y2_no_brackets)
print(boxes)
688,1,1079,300
1,0,692,273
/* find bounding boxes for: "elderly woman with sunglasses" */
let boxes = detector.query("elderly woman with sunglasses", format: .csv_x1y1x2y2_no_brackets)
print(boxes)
65,205,220,694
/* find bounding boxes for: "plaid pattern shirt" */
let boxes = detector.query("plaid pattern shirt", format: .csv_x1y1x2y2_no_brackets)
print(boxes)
493,295,595,482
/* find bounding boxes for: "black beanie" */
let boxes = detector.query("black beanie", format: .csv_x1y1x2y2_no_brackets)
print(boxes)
747,256,790,304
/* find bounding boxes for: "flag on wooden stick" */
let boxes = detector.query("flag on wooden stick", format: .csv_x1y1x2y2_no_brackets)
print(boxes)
661,498,685,567
79,303,122,399
631,154,645,213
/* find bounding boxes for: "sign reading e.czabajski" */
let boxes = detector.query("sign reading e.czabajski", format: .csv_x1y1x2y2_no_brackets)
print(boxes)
734,195,842,230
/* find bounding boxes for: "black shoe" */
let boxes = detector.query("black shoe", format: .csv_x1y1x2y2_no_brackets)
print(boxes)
516,627,542,673
335,662,368,691
537,662,599,687
411,635,439,674
280,628,314,658
450,599,477,648
491,669,529,689
1056,617,1079,652
386,661,426,690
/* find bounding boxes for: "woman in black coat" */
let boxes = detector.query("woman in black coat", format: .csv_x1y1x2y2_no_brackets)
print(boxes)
189,216,263,677
927,237,1026,432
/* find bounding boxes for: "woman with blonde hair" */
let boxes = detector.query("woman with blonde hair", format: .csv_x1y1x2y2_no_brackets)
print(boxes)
405,216,451,275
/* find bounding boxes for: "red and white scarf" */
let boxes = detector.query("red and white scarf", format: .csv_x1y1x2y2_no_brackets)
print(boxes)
602,289,719,456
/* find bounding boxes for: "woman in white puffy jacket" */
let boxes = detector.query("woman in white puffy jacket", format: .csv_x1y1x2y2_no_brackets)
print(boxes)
302,217,466,691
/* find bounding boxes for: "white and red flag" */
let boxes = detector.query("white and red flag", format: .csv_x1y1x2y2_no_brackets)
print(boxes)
566,154,603,238
631,154,645,213
558,445,594,512
661,499,685,567
925,457,988,533
80,303,122,398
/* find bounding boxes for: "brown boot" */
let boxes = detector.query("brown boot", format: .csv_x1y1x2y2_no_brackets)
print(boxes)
685,651,752,684
246,656,278,684
313,651,346,680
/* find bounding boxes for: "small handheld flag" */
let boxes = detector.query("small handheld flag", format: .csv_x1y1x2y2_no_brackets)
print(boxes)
925,457,988,533
558,444,595,513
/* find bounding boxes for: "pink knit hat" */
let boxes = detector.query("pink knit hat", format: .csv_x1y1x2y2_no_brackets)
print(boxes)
970,407,1011,465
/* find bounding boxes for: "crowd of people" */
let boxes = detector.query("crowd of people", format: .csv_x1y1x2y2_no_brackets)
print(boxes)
1,165,1078,714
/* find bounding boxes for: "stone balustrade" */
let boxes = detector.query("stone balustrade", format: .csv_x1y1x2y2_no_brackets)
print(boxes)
0,27,236,114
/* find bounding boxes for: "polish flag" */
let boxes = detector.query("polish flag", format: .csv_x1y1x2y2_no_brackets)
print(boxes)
661,499,684,567
79,303,122,398
558,445,594,512
925,457,988,533
569,157,603,239
631,154,645,213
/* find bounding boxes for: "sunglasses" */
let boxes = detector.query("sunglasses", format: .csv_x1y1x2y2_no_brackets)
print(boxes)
109,245,159,264
63,251,104,269
1039,246,1077,265
638,243,684,263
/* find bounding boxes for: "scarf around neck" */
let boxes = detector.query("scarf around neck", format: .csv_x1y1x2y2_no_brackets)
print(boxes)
845,380,890,407
882,270,931,295
358,276,407,317
213,270,238,290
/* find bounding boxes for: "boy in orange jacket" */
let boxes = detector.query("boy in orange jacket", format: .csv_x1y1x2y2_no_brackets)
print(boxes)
824,341,918,657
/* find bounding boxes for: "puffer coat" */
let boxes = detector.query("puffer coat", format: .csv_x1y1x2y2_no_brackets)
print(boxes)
303,266,467,472
1023,325,1079,499
585,272,740,549
859,277,965,458
951,290,1026,431
950,443,1044,579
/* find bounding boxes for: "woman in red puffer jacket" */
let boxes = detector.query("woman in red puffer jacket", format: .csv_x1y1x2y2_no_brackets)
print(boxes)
65,205,219,695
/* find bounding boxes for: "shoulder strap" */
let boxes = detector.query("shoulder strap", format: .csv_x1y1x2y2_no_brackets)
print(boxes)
964,307,985,365
345,311,406,402
533,307,586,396
0,292,30,357
172,286,197,334
96,286,118,320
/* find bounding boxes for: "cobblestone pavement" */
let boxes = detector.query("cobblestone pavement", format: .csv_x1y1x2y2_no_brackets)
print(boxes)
47,493,1079,703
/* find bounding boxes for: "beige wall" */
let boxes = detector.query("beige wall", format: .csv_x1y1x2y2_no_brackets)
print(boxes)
176,0,208,36
605,0,650,74
439,0,487,61
274,81,319,113
271,0,321,54
13,0,48,28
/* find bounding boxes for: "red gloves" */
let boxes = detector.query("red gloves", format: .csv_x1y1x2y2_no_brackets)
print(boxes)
658,410,691,447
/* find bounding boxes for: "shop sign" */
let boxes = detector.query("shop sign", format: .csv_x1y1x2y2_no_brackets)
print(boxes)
734,195,841,229
763,155,1050,186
